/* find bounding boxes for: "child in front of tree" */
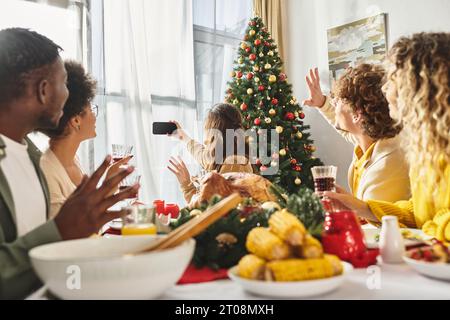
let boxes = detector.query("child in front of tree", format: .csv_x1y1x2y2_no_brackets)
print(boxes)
167,103,253,203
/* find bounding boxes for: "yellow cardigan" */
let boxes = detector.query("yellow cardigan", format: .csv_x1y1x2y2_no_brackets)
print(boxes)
367,162,450,242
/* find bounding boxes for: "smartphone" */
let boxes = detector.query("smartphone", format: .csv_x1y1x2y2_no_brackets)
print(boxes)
152,122,178,135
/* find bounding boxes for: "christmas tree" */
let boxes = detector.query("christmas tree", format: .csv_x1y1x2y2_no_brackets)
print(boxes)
225,16,322,193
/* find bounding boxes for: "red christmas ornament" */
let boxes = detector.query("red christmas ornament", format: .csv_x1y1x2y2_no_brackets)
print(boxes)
290,159,297,165
259,101,264,107
279,73,287,81
249,54,256,61
254,39,261,46
299,112,305,119
295,165,302,172
254,118,261,126
240,103,248,111
258,85,265,92
264,41,270,47
249,20,256,27
246,73,254,80
271,98,279,105
236,71,243,79
245,47,251,53
285,112,295,120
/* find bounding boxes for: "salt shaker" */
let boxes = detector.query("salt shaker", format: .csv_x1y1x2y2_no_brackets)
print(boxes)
379,216,405,264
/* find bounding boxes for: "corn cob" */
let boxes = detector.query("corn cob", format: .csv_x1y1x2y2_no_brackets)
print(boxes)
324,254,343,276
237,254,266,280
265,254,343,281
268,209,306,246
246,227,291,260
296,234,324,259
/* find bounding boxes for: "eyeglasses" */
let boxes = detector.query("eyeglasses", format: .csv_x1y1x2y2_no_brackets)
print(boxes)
91,103,99,118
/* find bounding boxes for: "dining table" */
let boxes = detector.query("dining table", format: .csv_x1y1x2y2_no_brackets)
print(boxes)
27,260,450,300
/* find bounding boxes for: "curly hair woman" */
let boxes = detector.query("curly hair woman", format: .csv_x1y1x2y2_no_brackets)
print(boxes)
39,61,130,218
303,64,410,205
325,33,450,242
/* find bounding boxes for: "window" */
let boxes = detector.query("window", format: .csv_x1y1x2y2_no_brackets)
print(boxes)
193,0,253,120
0,0,88,154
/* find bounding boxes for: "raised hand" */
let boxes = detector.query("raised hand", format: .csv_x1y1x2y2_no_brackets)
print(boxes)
168,120,191,142
54,155,140,240
167,156,191,187
302,67,327,108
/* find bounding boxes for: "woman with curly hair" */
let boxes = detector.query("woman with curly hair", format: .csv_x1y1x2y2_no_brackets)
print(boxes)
325,33,450,242
303,64,410,207
39,61,130,218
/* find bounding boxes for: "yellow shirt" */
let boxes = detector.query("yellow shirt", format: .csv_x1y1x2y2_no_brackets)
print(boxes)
352,143,376,196
367,161,450,242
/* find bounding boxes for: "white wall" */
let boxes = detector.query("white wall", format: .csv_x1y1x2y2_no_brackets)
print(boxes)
284,0,450,188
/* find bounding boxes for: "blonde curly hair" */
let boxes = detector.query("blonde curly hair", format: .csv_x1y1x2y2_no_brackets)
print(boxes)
386,32,450,194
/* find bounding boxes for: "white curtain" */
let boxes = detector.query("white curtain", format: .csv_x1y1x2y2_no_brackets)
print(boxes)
95,0,197,205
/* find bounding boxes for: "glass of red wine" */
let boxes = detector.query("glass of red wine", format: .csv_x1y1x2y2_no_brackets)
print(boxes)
112,144,134,163
311,165,337,197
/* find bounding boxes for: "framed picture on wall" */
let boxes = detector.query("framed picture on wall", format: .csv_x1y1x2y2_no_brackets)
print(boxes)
327,13,388,84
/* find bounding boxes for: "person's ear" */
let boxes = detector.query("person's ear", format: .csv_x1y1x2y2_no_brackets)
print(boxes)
69,115,82,131
352,111,362,124
37,79,49,105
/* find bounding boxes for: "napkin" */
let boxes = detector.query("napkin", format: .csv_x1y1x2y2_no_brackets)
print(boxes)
177,264,229,285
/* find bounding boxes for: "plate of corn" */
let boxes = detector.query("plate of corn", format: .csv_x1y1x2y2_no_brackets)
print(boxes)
229,209,353,298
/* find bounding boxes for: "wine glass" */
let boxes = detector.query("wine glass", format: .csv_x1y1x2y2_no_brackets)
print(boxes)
112,144,133,163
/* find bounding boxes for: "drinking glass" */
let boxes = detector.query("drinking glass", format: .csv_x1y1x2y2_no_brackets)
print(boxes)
112,144,133,163
311,165,337,197
121,206,157,236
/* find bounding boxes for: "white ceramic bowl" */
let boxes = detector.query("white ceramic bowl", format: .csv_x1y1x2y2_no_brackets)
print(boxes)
403,256,450,281
29,236,195,300
228,262,353,298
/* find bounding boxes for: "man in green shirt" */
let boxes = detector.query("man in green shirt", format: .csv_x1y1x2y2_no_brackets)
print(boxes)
0,28,140,299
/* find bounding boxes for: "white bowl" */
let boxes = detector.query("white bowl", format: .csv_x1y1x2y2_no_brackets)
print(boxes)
228,262,353,298
403,256,450,281
29,236,195,300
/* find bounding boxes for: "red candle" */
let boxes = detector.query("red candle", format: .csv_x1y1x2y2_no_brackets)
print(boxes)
164,204,180,219
153,200,165,214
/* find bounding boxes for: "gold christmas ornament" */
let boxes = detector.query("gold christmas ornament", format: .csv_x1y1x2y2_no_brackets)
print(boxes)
230,71,236,77
264,63,272,70
253,65,259,72
233,99,239,105
295,178,302,185
269,108,276,116
269,75,277,83
296,132,303,139
275,126,283,134
268,50,274,56
279,149,287,156
259,52,264,58
249,30,256,36
255,77,260,83
247,88,254,95
265,117,272,124
238,57,244,64
240,42,248,50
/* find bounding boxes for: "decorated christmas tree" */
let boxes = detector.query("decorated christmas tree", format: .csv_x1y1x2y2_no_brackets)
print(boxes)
225,16,322,193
